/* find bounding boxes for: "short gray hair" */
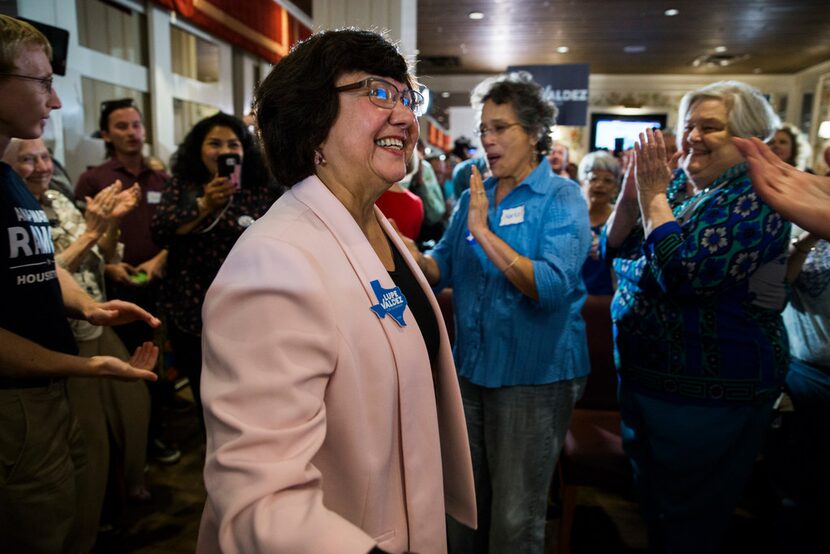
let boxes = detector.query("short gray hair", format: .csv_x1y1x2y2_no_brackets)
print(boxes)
678,80,780,141
470,71,558,160
578,150,621,184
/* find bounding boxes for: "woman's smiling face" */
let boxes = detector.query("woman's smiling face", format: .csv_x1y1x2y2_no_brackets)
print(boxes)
318,71,418,196
680,98,744,189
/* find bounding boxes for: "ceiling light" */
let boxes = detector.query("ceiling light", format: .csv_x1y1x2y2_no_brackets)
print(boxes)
714,45,727,53
441,91,451,98
557,46,569,54
692,52,749,68
468,11,484,20
624,45,646,53
664,8,679,16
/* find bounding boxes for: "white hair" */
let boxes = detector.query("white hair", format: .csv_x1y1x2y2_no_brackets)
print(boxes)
578,150,621,184
678,80,780,141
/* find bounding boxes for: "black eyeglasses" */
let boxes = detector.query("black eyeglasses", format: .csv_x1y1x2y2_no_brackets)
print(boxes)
0,72,53,94
335,77,426,117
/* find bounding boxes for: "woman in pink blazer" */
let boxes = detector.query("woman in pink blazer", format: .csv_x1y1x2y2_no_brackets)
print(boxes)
196,30,476,554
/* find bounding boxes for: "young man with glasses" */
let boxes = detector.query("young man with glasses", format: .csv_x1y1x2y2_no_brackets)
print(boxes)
0,15,159,552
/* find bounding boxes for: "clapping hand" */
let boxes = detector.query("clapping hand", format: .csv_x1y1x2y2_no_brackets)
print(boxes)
467,165,489,237
112,180,141,219
633,128,672,197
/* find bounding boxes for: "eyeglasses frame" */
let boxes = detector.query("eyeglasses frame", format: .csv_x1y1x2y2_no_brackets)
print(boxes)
0,72,53,94
335,77,425,117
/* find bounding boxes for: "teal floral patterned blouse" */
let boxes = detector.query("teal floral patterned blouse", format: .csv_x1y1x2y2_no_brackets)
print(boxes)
602,163,791,404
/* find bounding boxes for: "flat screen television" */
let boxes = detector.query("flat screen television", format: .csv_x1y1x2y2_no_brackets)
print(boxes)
589,112,668,153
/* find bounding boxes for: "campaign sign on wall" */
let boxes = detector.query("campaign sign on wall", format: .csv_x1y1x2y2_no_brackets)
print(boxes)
507,64,590,126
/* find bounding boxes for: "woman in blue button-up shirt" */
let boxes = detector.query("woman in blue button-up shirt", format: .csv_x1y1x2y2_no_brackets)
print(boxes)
401,72,591,553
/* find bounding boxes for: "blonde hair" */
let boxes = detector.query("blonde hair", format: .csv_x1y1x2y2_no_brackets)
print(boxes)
0,15,52,73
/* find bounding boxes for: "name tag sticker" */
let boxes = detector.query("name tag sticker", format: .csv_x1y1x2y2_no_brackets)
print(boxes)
499,205,525,226
146,191,162,204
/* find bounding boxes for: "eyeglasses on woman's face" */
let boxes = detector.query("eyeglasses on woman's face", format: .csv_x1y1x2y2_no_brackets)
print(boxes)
0,72,53,94
474,122,523,138
335,77,426,117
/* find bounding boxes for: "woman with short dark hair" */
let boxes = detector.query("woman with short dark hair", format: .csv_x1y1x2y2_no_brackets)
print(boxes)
196,30,476,553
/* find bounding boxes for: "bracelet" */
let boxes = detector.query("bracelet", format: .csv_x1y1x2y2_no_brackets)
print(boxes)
503,254,520,272
791,237,815,254
196,196,208,212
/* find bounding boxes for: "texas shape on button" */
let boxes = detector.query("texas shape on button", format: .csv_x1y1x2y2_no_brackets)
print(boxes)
369,279,408,327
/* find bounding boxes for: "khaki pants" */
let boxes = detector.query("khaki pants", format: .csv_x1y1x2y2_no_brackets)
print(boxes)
0,381,86,553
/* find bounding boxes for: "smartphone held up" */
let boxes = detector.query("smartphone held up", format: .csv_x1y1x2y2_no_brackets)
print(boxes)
217,153,242,191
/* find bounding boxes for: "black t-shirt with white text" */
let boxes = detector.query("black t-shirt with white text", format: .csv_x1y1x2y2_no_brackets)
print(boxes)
1,162,76,355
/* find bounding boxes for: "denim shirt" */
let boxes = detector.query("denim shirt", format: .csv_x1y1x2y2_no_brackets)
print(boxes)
430,161,591,387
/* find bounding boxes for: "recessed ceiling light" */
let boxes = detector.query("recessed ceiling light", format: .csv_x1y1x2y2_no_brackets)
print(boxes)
714,45,727,53
664,8,679,16
557,46,569,54
468,11,484,20
624,45,646,53
441,91,451,98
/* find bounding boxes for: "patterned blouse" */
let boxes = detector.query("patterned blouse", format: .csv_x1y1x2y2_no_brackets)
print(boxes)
602,163,791,404
151,178,280,336
42,190,122,341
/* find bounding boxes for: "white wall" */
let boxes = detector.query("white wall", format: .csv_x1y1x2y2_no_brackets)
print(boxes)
423,67,828,155
312,0,417,60
17,0,255,181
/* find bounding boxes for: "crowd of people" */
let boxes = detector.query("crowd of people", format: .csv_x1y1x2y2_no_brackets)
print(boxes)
2,13,830,554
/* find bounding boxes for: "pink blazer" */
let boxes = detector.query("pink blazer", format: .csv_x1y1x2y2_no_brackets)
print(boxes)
196,175,476,553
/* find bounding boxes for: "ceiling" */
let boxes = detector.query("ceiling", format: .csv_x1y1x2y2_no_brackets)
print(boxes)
416,0,830,76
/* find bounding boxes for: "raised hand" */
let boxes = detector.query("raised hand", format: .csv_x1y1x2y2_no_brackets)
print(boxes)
619,151,638,205
84,185,118,237
112,180,141,219
467,165,489,236
634,128,672,197
734,136,830,241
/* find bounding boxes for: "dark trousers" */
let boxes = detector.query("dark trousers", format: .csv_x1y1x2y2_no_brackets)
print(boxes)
107,279,172,448
168,323,205,431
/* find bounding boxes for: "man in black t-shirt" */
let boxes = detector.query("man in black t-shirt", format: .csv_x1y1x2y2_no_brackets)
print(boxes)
0,15,160,552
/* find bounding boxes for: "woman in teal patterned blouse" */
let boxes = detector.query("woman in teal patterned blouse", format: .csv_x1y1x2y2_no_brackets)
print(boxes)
602,81,790,553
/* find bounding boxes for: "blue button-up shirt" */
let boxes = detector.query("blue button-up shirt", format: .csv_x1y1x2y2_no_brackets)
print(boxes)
430,161,591,387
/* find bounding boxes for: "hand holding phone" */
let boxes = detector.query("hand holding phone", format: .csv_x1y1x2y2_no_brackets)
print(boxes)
217,153,242,192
